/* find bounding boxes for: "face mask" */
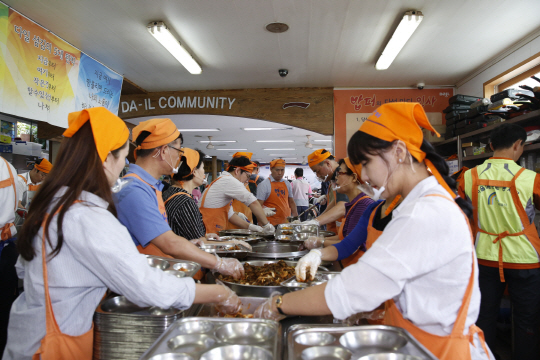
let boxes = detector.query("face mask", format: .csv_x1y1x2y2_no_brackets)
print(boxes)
111,178,133,193
167,151,182,174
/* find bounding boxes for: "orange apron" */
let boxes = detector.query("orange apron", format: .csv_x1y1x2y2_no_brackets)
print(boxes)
383,194,490,360
325,188,340,233
1,157,17,240
199,177,231,233
263,180,291,225
33,204,93,360
471,167,540,282
228,185,253,229
123,173,172,259
163,189,192,206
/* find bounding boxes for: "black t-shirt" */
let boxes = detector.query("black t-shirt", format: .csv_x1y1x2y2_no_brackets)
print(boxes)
248,174,265,196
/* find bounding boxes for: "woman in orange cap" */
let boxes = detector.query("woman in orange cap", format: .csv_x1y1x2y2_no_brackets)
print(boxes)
17,157,53,208
3,107,241,360
255,102,493,360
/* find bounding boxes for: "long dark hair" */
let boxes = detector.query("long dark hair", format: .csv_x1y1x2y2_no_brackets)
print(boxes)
347,131,472,217
17,122,127,261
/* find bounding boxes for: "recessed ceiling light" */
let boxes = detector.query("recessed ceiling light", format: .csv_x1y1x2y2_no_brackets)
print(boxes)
242,127,293,131
216,148,247,151
314,140,332,142
178,128,221,132
255,140,294,143
199,140,236,143
263,148,295,151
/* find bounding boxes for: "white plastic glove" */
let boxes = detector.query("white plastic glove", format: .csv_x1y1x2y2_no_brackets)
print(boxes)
215,281,242,315
248,224,263,232
253,291,286,321
205,233,220,241
262,223,275,234
236,212,249,222
189,238,205,247
263,207,276,217
295,249,322,282
228,239,252,251
313,195,326,205
304,236,324,250
301,219,320,227
292,219,301,224
213,254,244,279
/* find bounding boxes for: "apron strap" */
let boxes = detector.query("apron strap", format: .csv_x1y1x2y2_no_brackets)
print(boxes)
1,157,17,211
200,177,221,208
164,190,193,206
1,157,17,240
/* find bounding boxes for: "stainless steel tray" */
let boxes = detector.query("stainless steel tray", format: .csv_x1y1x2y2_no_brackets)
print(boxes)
146,255,201,278
209,260,329,297
276,224,319,236
249,242,308,259
138,317,281,360
275,235,304,245
200,243,251,259
286,324,438,360
280,271,341,292
217,235,262,245
318,230,336,237
196,296,266,318
218,229,274,240
96,296,183,317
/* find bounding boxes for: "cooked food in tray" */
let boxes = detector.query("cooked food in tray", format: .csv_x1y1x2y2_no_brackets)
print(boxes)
217,260,295,286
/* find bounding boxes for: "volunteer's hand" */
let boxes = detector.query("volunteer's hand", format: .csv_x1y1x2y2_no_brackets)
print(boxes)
236,212,249,222
304,236,324,250
215,281,242,315
262,223,275,234
253,292,286,321
229,239,252,251
313,195,326,205
248,224,263,232
292,219,301,224
296,249,322,282
213,254,244,279
302,219,320,227
262,207,276,217
189,238,205,247
205,233,220,241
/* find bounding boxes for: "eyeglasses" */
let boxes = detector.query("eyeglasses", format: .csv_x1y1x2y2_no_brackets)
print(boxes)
241,170,252,177
168,145,184,154
334,171,349,178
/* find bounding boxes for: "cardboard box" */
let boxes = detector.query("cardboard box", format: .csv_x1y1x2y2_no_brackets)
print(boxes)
462,142,480,148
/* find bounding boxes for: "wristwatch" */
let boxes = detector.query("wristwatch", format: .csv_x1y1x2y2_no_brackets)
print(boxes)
275,295,286,315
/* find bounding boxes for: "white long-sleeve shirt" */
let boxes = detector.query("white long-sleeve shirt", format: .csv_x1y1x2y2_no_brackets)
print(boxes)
325,176,493,360
0,157,22,237
16,171,39,205
3,188,196,360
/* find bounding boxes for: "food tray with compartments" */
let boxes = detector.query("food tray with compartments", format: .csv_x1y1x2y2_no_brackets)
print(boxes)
200,243,251,259
138,317,281,360
146,255,201,278
280,271,341,292
286,324,438,360
276,224,319,237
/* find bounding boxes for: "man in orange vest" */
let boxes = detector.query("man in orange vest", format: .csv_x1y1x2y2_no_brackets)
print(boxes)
257,159,298,225
458,123,540,360
17,158,52,208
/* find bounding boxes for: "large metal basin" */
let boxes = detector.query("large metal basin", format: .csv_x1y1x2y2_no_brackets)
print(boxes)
249,242,308,259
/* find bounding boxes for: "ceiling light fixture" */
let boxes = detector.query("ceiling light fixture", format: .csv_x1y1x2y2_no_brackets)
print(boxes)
147,21,202,75
305,135,313,149
263,148,295,151
199,140,236,143
206,136,214,149
178,128,220,132
242,127,293,131
314,140,332,142
216,148,247,151
375,10,423,70
301,156,308,165
255,140,294,143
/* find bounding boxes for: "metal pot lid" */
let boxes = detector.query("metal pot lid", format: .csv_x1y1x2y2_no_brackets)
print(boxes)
248,242,308,258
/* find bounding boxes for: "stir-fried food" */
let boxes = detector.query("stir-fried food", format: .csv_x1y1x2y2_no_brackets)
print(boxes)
218,260,295,286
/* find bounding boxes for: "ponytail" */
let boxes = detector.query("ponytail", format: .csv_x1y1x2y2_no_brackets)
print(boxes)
420,140,473,218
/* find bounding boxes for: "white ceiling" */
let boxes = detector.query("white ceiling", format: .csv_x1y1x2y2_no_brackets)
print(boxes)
6,0,540,92
125,114,333,163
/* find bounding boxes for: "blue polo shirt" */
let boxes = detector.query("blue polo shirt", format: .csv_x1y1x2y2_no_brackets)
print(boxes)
113,164,171,247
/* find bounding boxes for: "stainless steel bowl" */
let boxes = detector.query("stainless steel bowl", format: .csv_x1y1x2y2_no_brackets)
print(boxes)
301,346,352,360
164,269,186,278
148,354,195,360
215,322,277,344
293,224,319,233
167,334,216,353
295,332,335,346
171,261,200,276
293,232,316,242
201,243,251,259
357,354,424,360
339,329,407,351
147,257,170,270
200,345,273,360
281,272,341,292
175,320,214,335
318,230,336,237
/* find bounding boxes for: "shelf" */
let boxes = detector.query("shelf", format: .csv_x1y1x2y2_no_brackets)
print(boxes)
460,109,540,140
462,142,540,162
434,137,458,146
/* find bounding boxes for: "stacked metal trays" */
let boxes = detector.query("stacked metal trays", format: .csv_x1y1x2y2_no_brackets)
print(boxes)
138,317,281,360
217,235,262,245
209,260,329,297
218,228,274,240
146,255,201,278
249,241,308,259
280,271,341,292
200,243,251,259
286,324,438,360
276,224,319,237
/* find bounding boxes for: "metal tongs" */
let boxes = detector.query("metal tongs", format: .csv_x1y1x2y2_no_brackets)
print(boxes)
287,203,318,222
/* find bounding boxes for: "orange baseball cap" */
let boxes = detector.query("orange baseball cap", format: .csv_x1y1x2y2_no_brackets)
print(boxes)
359,102,454,198
270,159,286,168
64,107,129,163
34,158,52,174
233,152,253,160
132,118,180,157
308,149,331,167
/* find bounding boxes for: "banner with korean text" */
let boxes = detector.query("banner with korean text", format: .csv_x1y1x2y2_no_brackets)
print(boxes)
333,88,453,159
0,5,122,128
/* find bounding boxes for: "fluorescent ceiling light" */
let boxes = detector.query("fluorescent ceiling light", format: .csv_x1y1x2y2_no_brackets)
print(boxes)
255,140,294,143
269,154,292,156
216,148,247,151
199,140,236,143
314,140,332,142
376,10,423,70
282,158,298,160
178,128,220,132
147,21,202,74
264,148,295,151
242,127,293,131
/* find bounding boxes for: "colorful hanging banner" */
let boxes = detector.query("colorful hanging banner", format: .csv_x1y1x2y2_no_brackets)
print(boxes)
0,6,122,128
333,88,453,159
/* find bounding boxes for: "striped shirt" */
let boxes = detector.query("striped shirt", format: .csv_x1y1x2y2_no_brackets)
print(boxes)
163,187,206,240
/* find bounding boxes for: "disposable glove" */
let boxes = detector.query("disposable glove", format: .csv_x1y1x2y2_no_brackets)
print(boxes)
262,223,275,234
205,233,220,241
301,219,320,227
313,195,326,205
262,207,276,217
214,280,242,315
248,223,263,232
189,239,205,247
295,249,322,282
253,291,286,321
228,239,252,251
236,212,249,222
213,254,244,279
304,236,324,250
